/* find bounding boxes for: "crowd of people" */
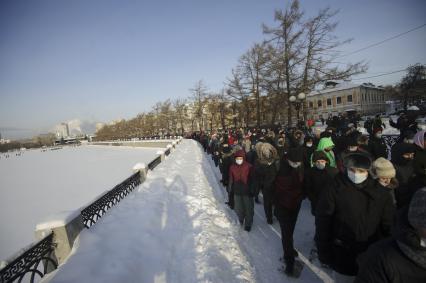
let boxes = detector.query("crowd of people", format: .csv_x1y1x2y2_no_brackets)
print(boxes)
191,116,426,282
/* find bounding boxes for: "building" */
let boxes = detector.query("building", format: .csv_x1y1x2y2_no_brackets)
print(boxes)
306,81,386,119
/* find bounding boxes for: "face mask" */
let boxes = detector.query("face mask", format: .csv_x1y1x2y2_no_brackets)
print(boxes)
236,159,243,165
288,160,301,168
315,162,326,170
421,238,426,248
375,133,382,138
349,146,358,152
405,139,414,144
347,170,368,184
306,143,313,148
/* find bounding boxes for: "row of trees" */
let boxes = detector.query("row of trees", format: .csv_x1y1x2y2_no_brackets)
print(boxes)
96,1,368,140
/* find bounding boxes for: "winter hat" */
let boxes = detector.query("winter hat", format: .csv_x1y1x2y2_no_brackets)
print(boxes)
287,147,303,162
312,150,329,162
373,127,383,135
408,187,426,229
372,157,396,178
234,150,246,159
346,137,358,147
343,152,372,170
414,130,425,149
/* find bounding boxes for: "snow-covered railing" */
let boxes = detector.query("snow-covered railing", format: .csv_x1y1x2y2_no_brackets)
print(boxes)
80,171,142,228
0,232,56,283
0,137,183,282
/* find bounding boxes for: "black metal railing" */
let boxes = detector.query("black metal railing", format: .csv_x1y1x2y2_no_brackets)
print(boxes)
80,171,141,228
0,232,57,283
382,134,400,150
148,155,162,171
165,148,171,156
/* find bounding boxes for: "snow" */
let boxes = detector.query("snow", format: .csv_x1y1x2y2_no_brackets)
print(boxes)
42,140,332,283
0,145,162,261
35,210,81,231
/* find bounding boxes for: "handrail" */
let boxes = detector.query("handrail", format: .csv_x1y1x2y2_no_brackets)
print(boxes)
0,232,57,283
80,171,141,228
147,156,161,171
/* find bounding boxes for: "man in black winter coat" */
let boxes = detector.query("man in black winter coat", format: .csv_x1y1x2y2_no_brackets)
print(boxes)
315,152,395,279
355,188,426,283
304,150,338,216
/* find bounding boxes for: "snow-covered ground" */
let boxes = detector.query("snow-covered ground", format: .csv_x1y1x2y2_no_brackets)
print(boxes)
0,145,163,261
42,140,331,283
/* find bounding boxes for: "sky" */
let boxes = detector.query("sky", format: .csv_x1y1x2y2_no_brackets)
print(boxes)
0,0,425,139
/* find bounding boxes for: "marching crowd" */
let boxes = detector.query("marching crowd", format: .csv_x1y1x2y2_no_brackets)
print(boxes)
191,115,426,282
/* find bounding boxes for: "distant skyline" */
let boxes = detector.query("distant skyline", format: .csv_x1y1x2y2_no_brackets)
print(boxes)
1,0,425,139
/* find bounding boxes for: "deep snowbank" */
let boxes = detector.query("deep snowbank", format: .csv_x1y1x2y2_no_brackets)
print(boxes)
0,145,161,261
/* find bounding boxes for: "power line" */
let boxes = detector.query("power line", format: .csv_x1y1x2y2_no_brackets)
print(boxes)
351,69,407,80
337,23,426,58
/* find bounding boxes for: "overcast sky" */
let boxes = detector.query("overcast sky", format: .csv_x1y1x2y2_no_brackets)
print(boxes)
1,0,425,139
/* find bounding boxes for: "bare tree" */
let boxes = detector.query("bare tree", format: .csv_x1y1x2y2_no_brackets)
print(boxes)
190,80,208,131
263,0,367,125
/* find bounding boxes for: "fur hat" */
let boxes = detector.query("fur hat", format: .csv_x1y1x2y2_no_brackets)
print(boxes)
312,150,328,162
256,142,278,164
343,152,372,170
372,157,396,178
408,187,426,229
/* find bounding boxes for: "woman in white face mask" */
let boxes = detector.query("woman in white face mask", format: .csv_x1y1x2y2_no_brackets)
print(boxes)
315,152,395,280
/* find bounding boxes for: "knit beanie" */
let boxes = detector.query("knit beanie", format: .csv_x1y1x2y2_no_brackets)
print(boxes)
408,187,426,229
312,150,329,162
372,157,396,178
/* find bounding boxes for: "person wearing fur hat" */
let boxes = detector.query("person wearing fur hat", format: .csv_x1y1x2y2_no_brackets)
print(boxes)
369,127,388,159
254,142,279,224
372,157,399,205
273,148,305,277
337,137,372,173
315,152,395,281
219,142,234,195
356,188,426,282
229,150,256,231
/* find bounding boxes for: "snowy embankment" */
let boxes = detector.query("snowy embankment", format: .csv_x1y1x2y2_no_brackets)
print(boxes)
0,145,162,261
43,140,330,283
43,140,256,283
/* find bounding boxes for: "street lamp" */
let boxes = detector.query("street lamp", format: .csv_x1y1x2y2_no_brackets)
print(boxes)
289,92,306,122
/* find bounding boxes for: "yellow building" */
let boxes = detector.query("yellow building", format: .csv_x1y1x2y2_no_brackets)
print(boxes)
306,81,386,119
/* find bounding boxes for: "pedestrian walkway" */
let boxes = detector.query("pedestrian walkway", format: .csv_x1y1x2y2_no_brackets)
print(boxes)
42,140,332,283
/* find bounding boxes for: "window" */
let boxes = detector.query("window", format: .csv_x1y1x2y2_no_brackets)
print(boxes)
327,98,332,107
347,95,353,103
317,100,322,107
309,102,314,108
336,96,342,104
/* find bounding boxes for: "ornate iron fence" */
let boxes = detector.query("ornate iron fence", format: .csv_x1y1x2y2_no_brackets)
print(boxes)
382,134,400,151
165,148,171,156
81,171,141,228
0,232,57,283
148,156,161,171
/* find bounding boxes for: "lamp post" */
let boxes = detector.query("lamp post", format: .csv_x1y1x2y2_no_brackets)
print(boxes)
289,92,306,124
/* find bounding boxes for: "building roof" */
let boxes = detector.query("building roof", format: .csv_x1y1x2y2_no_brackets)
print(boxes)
307,81,384,97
